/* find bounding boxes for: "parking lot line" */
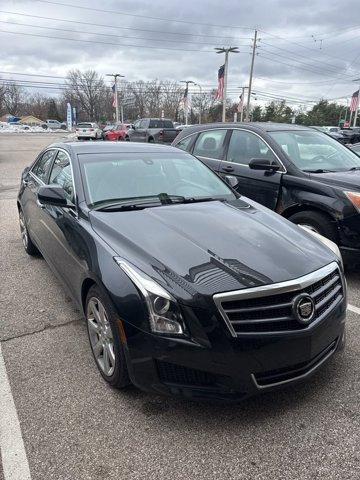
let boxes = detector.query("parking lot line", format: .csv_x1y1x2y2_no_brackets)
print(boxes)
348,304,360,315
0,343,32,480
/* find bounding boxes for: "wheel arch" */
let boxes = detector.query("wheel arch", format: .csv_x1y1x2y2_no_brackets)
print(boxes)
81,278,97,313
281,204,337,222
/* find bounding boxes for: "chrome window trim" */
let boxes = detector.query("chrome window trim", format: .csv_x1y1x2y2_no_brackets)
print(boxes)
213,261,341,337
30,147,58,184
174,127,287,173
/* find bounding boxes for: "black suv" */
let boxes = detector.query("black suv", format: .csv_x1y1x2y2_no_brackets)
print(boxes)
173,123,360,264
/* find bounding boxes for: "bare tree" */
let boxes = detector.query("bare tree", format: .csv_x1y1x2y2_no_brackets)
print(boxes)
3,83,24,116
64,70,108,121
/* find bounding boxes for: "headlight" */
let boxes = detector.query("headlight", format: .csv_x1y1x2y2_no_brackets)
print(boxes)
114,257,185,335
344,191,360,212
298,225,343,266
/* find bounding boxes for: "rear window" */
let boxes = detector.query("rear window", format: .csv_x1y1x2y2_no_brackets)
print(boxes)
77,123,92,128
149,120,173,128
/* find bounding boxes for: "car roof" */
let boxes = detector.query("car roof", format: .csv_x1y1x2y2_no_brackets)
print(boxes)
49,141,179,155
177,122,311,137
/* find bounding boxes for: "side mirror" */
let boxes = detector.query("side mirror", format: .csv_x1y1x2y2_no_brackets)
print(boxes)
224,175,239,189
131,124,136,130
37,185,69,207
249,158,280,171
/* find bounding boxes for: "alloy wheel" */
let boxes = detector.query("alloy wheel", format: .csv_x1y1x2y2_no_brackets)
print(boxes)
87,297,116,377
19,210,28,249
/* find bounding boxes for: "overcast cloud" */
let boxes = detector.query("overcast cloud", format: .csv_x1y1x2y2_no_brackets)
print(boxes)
1,0,360,108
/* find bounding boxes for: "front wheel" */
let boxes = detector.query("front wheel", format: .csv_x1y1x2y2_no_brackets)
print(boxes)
288,211,337,242
86,286,130,389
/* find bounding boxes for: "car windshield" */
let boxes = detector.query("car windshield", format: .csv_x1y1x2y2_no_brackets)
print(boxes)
269,130,360,172
79,152,235,207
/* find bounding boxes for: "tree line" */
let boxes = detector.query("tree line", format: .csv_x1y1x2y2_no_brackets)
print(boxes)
0,70,349,126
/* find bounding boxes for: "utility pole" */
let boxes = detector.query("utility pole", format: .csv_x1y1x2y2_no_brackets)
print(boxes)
246,30,258,122
180,80,195,125
194,83,202,123
215,47,239,122
106,73,125,123
352,78,360,127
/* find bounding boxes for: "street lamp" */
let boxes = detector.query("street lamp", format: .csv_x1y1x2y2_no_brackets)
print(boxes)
106,73,125,123
215,47,239,122
180,80,196,125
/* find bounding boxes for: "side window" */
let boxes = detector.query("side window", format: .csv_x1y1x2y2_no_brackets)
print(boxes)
32,150,56,182
193,129,227,159
49,151,74,202
175,134,195,152
133,120,141,128
139,119,148,128
227,130,278,166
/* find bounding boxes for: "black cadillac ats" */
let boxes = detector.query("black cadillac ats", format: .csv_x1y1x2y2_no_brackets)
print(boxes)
18,142,347,401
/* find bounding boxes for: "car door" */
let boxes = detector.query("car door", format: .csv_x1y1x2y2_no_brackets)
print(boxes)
219,129,283,210
136,119,148,142
40,150,84,291
130,120,142,141
192,128,229,173
22,149,57,250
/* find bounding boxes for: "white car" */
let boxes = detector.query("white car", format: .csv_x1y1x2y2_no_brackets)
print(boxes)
75,122,102,140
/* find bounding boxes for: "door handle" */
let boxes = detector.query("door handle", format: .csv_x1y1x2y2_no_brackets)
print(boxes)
222,166,234,173
36,199,45,209
22,179,28,187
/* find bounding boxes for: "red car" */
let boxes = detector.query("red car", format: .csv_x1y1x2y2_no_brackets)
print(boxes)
103,124,130,141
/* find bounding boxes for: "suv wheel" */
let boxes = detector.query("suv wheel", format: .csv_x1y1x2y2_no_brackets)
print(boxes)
86,285,130,389
288,211,337,242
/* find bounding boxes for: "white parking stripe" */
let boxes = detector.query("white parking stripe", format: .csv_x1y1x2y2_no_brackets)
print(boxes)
0,343,31,480
348,304,360,315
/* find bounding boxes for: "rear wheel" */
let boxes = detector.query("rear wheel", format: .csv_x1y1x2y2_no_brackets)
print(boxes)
86,285,130,389
288,211,337,242
19,208,39,256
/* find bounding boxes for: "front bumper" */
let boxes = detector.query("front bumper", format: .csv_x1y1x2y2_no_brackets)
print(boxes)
122,299,346,402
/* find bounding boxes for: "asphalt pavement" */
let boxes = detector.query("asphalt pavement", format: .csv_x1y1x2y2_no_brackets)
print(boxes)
0,133,359,480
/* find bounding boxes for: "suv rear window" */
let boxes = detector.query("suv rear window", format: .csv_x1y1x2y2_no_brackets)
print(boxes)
77,123,92,128
149,120,173,128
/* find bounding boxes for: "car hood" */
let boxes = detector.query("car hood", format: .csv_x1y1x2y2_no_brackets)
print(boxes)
89,200,336,303
309,169,360,190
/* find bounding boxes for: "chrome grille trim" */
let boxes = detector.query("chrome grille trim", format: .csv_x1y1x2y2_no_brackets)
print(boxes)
213,262,344,337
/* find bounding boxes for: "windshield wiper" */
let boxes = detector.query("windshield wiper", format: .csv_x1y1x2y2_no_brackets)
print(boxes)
303,169,336,173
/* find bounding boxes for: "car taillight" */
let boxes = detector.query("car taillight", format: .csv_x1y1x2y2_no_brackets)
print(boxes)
90,128,94,131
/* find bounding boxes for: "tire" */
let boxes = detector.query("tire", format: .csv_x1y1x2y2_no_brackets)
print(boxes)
86,285,130,389
125,136,130,141
288,210,337,242
19,208,40,256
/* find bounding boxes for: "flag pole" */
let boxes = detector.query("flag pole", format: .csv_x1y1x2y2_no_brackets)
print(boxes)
215,47,239,123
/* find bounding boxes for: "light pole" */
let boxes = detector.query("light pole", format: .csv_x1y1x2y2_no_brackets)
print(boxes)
106,73,125,123
352,78,360,127
237,86,248,122
215,47,239,122
180,80,195,125
194,83,202,123
246,30,258,121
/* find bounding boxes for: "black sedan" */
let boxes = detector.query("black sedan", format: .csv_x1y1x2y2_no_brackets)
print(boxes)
173,123,360,265
18,142,346,401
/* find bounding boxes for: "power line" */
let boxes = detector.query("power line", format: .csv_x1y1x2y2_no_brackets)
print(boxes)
255,76,351,86
0,28,248,53
0,10,252,41
0,19,252,48
0,70,67,79
34,0,255,31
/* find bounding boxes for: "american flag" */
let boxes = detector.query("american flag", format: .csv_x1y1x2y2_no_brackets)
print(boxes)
214,64,225,100
350,90,359,112
112,83,117,108
237,93,244,113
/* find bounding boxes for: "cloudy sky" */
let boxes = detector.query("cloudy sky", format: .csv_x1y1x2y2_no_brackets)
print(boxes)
1,0,360,109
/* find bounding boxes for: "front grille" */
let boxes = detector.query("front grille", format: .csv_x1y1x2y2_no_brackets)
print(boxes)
214,263,343,336
253,338,338,387
156,360,216,386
